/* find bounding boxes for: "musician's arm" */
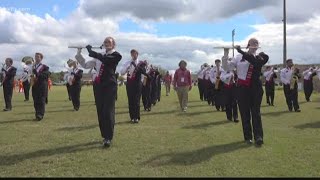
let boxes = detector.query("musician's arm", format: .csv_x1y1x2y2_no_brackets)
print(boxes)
38,66,50,80
5,67,17,79
88,50,122,65
75,51,96,69
280,69,288,84
120,60,131,75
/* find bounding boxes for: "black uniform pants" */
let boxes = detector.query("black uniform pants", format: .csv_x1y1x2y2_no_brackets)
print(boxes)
126,82,142,120
157,84,161,102
151,83,158,105
224,87,238,120
237,85,264,141
283,84,299,111
32,83,48,118
94,83,117,140
142,84,152,110
70,84,81,110
198,78,204,101
303,80,313,101
214,88,224,110
265,83,275,105
23,81,30,101
207,82,215,106
66,83,71,100
3,84,13,109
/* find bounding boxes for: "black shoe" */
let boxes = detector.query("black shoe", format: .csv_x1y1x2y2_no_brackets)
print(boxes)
36,116,43,121
24,99,29,102
3,108,11,112
147,108,151,112
227,118,232,121
289,108,293,112
245,139,253,145
103,139,111,148
295,109,301,112
131,119,135,123
74,107,79,111
234,119,239,123
134,119,140,123
255,138,264,146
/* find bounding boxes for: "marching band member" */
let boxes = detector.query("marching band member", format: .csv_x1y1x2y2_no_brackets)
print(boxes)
209,59,225,111
67,59,83,111
203,65,211,102
142,62,152,111
21,62,32,101
206,65,214,105
1,58,17,111
163,71,172,96
75,37,122,148
226,38,269,146
196,64,206,101
63,68,72,101
173,60,192,112
280,59,301,112
120,49,149,123
156,68,162,102
32,53,50,120
302,66,318,102
263,66,277,106
221,69,239,123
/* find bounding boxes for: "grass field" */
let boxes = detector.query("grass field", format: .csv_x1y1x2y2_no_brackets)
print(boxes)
0,85,320,177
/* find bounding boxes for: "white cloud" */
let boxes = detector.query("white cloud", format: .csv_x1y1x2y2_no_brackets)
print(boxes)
0,4,320,76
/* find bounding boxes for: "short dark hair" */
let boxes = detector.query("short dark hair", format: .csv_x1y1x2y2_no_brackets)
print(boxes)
178,60,187,67
35,52,44,59
5,58,13,64
130,49,139,55
286,59,293,63
215,59,221,63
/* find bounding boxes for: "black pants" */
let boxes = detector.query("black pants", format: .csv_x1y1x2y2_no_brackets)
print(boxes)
157,84,161,102
265,83,275,105
126,82,142,120
283,85,299,111
223,87,238,120
203,80,209,101
237,85,264,141
214,88,224,111
198,78,204,101
32,83,48,118
66,84,71,100
207,82,215,105
303,80,313,102
3,84,13,110
94,83,117,140
151,83,158,105
142,84,152,110
70,84,81,110
23,81,30,101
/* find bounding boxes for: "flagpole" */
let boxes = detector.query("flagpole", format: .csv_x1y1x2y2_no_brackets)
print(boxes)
232,29,235,57
283,0,287,67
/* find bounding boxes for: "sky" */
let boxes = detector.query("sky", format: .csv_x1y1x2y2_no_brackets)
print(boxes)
0,0,320,74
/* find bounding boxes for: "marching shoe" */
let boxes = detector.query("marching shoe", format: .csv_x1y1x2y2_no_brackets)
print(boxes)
295,109,301,112
3,108,11,111
234,119,239,123
103,139,111,148
255,137,264,146
245,139,253,145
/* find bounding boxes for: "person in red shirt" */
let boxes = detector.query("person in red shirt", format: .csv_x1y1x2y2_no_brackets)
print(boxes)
172,60,192,112
18,79,23,93
48,78,52,91
163,71,172,96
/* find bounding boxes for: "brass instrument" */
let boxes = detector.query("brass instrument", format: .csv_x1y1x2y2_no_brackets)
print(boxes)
22,56,35,86
290,66,298,90
67,59,76,86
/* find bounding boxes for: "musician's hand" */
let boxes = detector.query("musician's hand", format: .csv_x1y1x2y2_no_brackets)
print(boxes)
234,45,241,52
71,72,75,75
1,68,5,72
86,45,93,52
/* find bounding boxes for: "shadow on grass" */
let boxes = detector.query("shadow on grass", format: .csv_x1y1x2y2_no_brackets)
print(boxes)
55,124,97,131
115,121,132,125
184,110,214,116
141,110,177,116
294,121,320,129
143,141,249,166
186,104,210,108
182,120,231,129
0,141,100,166
23,109,75,115
0,119,33,125
261,110,289,117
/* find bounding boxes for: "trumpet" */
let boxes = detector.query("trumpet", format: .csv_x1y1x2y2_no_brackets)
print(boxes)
290,66,299,90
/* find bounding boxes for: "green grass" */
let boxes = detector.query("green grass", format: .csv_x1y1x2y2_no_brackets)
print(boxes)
0,85,320,177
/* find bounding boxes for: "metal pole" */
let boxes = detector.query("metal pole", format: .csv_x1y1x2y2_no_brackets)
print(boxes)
232,29,235,57
283,0,287,67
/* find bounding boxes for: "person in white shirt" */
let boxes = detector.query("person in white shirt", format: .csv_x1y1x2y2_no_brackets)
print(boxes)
120,49,149,123
226,38,269,146
67,59,83,111
302,66,318,102
263,66,277,106
21,61,32,101
210,59,225,111
221,68,239,123
280,59,301,112
75,37,122,148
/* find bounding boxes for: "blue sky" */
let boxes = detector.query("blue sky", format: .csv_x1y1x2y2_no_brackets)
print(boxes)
0,0,266,41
